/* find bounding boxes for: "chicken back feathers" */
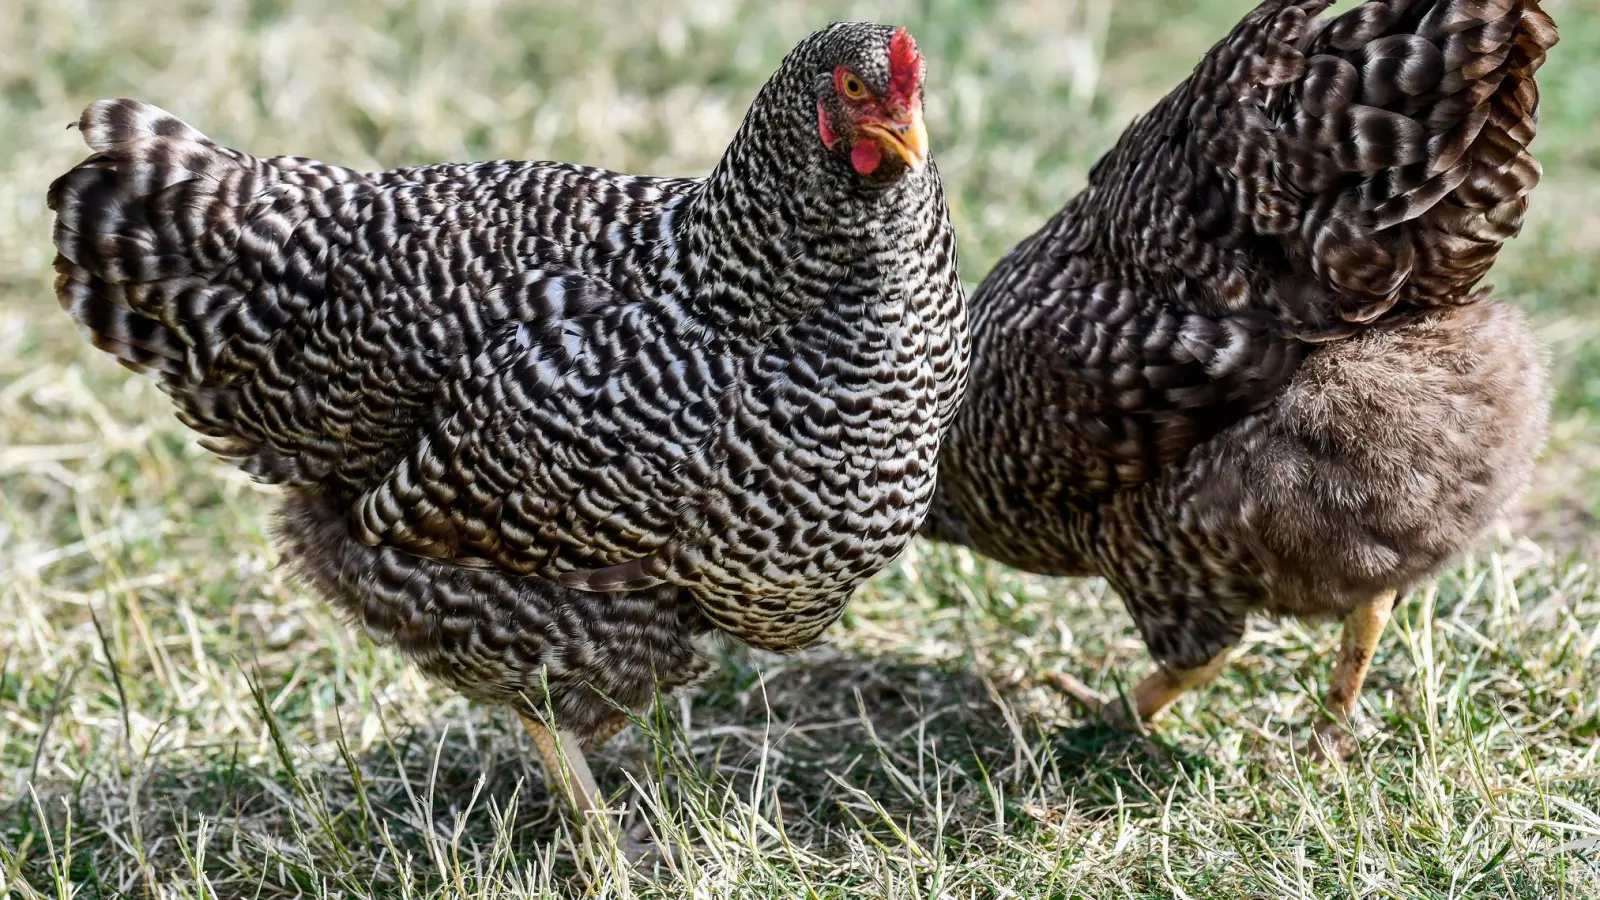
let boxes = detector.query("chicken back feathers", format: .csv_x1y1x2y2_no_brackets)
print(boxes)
50,23,969,740
928,0,1553,670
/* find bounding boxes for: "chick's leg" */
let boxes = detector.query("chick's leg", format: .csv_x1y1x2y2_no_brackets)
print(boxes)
1307,590,1396,761
1050,650,1231,727
522,717,655,864
524,717,608,824
1123,651,1233,722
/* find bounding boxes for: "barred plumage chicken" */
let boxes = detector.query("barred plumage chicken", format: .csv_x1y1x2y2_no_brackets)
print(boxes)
49,21,968,847
926,0,1554,757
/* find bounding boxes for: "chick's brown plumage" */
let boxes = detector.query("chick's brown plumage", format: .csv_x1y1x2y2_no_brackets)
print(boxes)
49,22,968,747
927,0,1554,748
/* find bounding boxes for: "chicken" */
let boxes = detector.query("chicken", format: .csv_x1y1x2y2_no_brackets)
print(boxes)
48,21,968,850
924,0,1554,758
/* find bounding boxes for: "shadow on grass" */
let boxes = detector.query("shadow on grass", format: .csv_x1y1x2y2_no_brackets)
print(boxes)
4,649,1209,894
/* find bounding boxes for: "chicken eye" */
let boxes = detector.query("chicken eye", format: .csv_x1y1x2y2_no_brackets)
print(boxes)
840,73,868,100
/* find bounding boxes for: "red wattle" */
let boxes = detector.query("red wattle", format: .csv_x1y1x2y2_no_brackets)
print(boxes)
852,140,883,175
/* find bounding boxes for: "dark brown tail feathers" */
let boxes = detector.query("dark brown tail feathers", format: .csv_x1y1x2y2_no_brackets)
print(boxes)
1183,0,1557,326
1287,0,1559,312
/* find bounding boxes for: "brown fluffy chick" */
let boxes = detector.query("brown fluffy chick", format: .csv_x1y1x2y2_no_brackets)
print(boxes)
924,0,1556,758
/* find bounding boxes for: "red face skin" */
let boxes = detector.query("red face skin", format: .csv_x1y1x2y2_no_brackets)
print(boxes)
817,28,928,177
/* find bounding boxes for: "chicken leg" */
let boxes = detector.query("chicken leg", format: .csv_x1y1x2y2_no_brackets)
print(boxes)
522,717,656,864
1049,650,1232,727
1305,590,1396,761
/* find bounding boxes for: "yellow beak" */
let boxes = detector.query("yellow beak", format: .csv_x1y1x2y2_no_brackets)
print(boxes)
863,105,929,173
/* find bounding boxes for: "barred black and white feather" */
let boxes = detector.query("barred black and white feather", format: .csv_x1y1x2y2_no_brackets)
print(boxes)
928,0,1552,671
49,22,969,743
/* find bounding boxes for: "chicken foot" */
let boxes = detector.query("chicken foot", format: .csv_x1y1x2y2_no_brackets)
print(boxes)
1049,650,1231,728
1048,590,1395,759
1305,590,1396,761
522,717,659,866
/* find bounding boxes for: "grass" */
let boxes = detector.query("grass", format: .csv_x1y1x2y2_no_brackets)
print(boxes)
2,0,1599,896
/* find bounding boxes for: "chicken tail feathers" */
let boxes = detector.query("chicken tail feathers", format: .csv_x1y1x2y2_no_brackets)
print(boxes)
49,101,246,382
48,100,377,481
1204,0,1558,320
49,100,367,384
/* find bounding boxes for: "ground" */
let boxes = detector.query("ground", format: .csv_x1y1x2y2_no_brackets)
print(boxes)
2,0,1599,897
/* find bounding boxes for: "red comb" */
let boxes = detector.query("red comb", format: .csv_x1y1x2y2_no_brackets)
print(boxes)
887,28,921,110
